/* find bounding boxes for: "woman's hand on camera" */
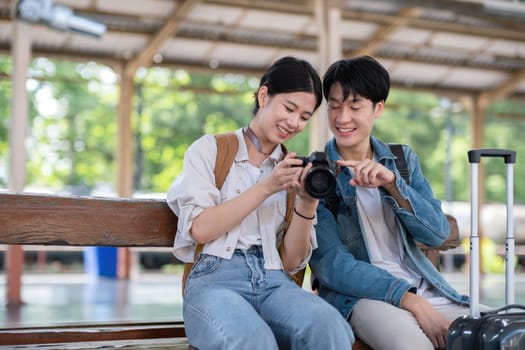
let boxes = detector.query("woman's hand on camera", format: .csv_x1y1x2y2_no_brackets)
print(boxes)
288,153,319,205
261,152,303,195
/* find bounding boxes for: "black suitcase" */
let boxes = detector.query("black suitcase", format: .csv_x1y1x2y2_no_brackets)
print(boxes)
448,304,525,349
447,149,525,350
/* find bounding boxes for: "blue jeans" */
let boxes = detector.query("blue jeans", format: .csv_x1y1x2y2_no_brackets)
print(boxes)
183,246,354,350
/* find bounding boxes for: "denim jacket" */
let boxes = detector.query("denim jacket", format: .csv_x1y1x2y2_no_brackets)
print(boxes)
309,136,469,320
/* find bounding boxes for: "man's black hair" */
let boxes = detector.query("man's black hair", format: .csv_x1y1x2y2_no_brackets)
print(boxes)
323,55,390,104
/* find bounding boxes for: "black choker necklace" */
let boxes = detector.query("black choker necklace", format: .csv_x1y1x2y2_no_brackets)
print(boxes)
243,126,270,155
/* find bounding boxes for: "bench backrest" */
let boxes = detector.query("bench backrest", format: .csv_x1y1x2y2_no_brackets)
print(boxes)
0,192,177,247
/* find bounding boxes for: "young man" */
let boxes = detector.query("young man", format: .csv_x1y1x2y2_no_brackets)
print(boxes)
309,56,470,350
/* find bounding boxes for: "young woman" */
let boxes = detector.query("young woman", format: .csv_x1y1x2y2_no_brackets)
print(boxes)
167,57,354,350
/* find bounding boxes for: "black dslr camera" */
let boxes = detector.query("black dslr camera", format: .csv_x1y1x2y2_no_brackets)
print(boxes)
296,152,337,199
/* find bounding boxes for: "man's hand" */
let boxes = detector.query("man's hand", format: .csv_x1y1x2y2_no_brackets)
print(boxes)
401,292,451,349
339,158,414,212
338,159,395,189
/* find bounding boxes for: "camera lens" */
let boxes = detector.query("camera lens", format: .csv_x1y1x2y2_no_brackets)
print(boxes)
304,168,336,199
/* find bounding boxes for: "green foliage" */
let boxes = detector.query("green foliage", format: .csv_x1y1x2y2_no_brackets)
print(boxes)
1,55,525,205
0,56,12,187
484,111,525,203
135,68,255,192
18,58,117,193
375,91,460,200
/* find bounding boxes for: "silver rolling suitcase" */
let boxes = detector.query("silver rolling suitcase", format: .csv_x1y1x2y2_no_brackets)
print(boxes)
447,149,525,350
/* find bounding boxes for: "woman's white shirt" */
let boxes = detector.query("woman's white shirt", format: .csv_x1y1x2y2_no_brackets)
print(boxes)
167,128,316,272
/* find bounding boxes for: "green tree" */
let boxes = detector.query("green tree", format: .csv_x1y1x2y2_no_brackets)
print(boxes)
135,68,258,193
484,105,525,204
375,91,454,200
25,58,117,193
0,56,12,187
2,55,524,205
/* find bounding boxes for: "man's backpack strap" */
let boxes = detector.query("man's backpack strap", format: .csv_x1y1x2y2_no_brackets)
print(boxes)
389,143,409,185
182,133,238,293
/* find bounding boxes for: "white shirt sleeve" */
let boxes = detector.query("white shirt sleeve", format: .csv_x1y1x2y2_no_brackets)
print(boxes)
166,134,218,262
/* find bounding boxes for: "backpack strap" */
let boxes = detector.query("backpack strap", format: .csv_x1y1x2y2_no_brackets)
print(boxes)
279,190,304,286
283,191,295,231
214,133,239,189
276,144,303,286
389,143,409,185
276,142,295,234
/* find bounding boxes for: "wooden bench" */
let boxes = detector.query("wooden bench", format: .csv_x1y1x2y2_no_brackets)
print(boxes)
0,191,457,349
0,191,186,348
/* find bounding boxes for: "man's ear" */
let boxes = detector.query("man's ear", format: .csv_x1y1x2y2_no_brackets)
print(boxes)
257,85,268,107
374,100,385,119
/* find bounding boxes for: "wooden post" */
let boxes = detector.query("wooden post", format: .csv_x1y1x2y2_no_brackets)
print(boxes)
116,67,135,279
311,0,341,152
464,95,486,275
113,0,201,279
6,21,32,306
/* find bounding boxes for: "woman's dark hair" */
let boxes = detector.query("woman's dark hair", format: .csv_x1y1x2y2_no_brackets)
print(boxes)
323,55,390,104
253,56,322,115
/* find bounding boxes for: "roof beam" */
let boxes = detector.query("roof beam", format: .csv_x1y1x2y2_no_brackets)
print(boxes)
479,69,525,108
203,0,312,15
343,9,524,42
124,0,202,77
351,7,422,57
372,0,525,30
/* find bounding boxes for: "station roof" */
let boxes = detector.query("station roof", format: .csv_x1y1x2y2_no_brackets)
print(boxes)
1,0,525,103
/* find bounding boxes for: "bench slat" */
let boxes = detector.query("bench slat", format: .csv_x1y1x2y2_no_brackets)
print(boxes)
0,192,177,247
0,338,191,350
0,321,186,345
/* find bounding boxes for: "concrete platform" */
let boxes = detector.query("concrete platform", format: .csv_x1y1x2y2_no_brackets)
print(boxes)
1,272,525,328
0,273,183,328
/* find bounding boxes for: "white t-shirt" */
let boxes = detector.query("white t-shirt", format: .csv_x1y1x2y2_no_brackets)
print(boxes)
356,183,453,307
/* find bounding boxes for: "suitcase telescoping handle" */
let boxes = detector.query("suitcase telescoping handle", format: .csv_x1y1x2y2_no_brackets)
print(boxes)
468,149,516,317
468,149,516,164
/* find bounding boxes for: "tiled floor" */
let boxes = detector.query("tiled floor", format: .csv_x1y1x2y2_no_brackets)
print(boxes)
0,273,184,327
1,272,525,328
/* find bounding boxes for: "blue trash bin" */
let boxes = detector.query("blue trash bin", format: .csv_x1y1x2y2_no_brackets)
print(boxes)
83,246,118,278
